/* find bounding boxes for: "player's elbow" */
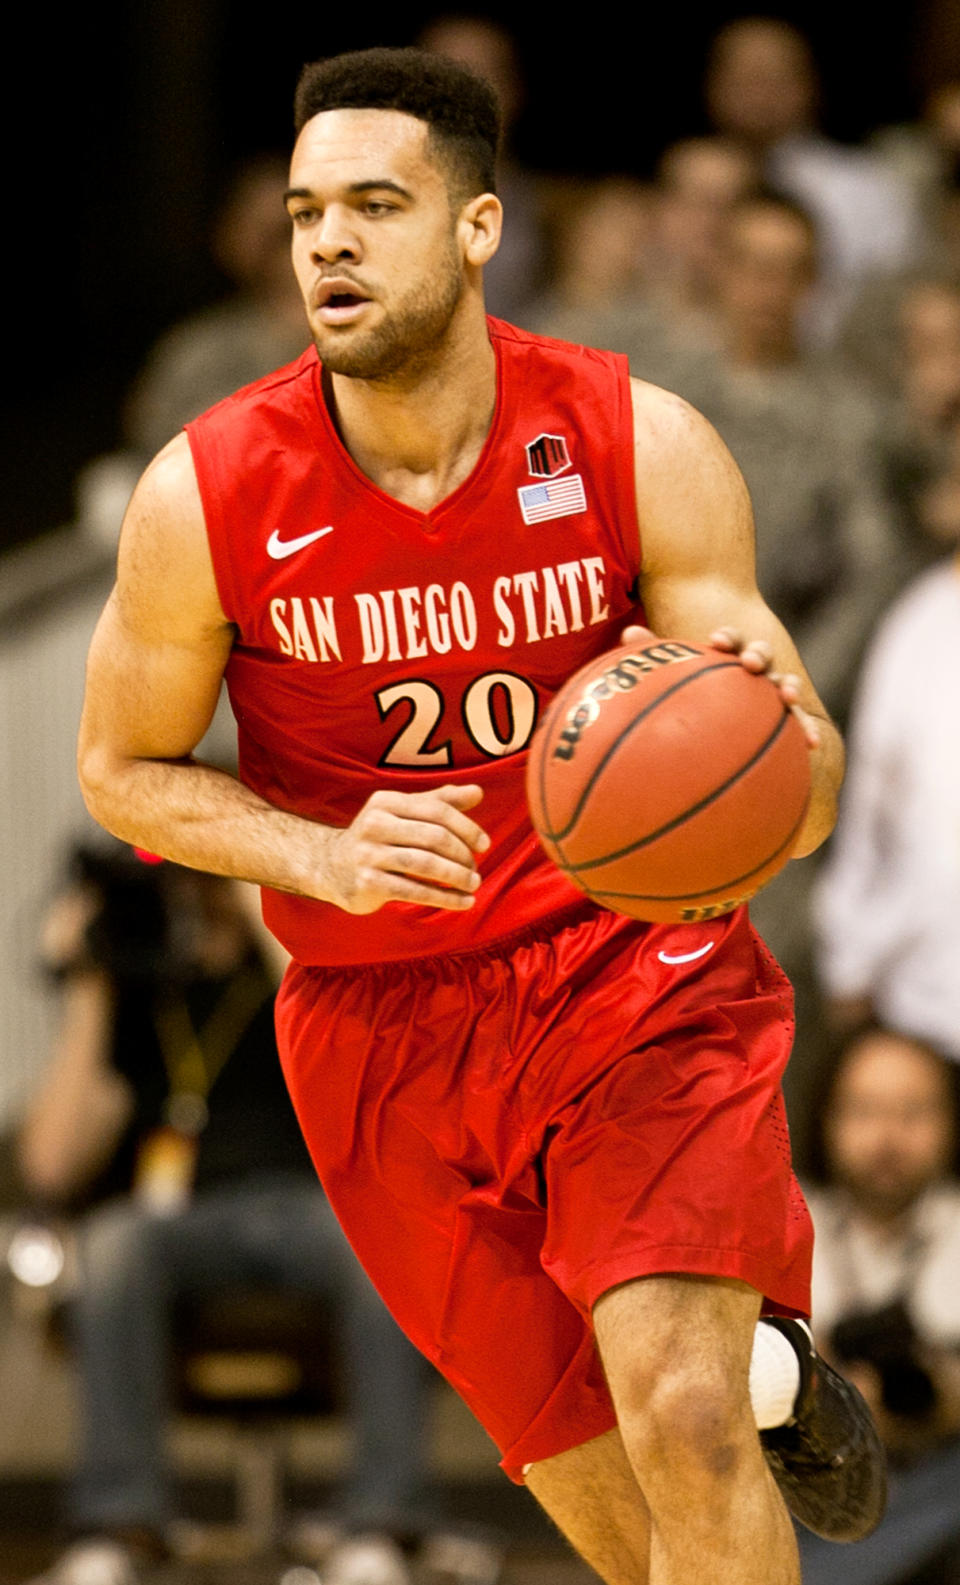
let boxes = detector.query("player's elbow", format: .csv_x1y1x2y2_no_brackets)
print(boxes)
792,793,838,859
793,761,844,859
792,721,844,860
76,730,132,841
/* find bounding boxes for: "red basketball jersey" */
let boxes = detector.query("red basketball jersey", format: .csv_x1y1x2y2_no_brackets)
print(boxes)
187,318,642,965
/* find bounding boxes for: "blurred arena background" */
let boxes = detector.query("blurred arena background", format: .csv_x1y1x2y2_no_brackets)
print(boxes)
4,5,960,1582
1,0,937,553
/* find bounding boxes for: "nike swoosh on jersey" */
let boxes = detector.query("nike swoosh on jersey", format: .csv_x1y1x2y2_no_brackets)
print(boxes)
657,940,716,966
266,526,335,559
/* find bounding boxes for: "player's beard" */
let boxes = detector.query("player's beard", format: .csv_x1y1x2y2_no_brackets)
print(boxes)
313,233,465,383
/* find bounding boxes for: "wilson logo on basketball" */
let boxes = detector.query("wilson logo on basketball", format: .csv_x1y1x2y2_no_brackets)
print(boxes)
551,642,699,762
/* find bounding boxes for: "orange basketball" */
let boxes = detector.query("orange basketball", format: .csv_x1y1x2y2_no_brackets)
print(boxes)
526,637,811,923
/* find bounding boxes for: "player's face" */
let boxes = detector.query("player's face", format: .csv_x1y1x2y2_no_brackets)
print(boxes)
286,108,468,380
825,1035,955,1217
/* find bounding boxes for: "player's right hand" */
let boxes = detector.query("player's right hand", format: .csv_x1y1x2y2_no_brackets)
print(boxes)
317,784,490,914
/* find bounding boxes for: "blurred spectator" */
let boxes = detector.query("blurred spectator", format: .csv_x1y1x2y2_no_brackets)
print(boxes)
840,269,960,411
837,97,960,407
870,279,960,569
536,176,652,315
123,154,309,462
525,176,650,323
894,282,960,442
526,176,710,393
18,842,433,1585
798,1024,960,1585
873,83,960,241
704,17,923,342
417,14,549,323
527,139,756,391
812,482,960,1067
646,136,759,343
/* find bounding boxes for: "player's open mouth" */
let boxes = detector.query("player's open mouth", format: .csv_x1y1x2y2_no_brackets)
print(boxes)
315,278,372,325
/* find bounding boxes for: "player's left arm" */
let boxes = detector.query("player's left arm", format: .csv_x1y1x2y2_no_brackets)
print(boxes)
630,378,844,858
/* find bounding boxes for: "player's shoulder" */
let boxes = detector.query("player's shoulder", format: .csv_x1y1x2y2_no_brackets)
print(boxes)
628,375,748,499
131,431,203,522
117,435,221,614
629,374,717,448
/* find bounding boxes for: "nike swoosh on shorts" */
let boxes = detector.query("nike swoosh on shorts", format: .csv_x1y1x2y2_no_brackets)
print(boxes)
266,526,335,559
657,941,716,966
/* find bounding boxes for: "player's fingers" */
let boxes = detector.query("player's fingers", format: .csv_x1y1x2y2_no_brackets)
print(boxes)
430,784,491,850
792,704,821,750
738,640,774,671
382,845,481,894
710,628,776,673
348,868,478,919
373,787,490,854
767,671,821,748
620,623,657,645
432,782,484,810
708,625,742,652
372,868,477,910
768,669,801,700
361,804,485,872
382,816,484,874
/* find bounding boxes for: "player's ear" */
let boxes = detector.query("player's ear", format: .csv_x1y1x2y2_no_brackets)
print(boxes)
460,193,502,266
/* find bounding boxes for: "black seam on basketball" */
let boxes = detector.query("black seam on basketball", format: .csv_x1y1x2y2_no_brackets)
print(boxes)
579,794,809,901
543,659,742,844
567,707,793,871
536,705,560,863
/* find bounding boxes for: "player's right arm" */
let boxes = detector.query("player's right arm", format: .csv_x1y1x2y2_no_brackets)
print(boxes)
78,434,487,913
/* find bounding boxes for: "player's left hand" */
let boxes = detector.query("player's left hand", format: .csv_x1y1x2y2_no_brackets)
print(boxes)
708,626,820,750
618,622,820,750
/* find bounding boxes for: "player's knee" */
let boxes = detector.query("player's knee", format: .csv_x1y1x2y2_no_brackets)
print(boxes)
618,1364,749,1483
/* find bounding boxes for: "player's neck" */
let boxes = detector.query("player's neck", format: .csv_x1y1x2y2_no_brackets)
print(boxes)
326,305,497,513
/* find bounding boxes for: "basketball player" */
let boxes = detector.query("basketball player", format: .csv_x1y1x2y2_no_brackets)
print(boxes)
77,50,884,1585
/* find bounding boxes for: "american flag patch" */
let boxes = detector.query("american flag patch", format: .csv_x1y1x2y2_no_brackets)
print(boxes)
517,473,588,524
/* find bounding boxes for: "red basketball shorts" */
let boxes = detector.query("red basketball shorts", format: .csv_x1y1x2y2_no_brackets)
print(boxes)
274,900,813,1482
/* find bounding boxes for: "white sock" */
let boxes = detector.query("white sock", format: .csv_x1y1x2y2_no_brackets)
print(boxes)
749,1320,808,1429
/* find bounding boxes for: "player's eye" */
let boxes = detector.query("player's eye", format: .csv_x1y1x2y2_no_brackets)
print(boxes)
290,207,318,227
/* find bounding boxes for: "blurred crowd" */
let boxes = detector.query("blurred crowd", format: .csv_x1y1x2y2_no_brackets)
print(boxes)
4,11,960,1585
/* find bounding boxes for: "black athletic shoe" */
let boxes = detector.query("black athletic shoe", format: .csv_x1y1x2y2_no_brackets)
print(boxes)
759,1317,888,1542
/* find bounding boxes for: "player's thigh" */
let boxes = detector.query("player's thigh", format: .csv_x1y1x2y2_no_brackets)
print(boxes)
525,1427,651,1585
593,1273,762,1446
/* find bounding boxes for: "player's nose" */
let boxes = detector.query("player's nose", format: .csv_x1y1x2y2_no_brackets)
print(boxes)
310,205,361,263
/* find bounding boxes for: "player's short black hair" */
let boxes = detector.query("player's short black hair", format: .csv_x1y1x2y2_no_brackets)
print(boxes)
293,47,500,202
